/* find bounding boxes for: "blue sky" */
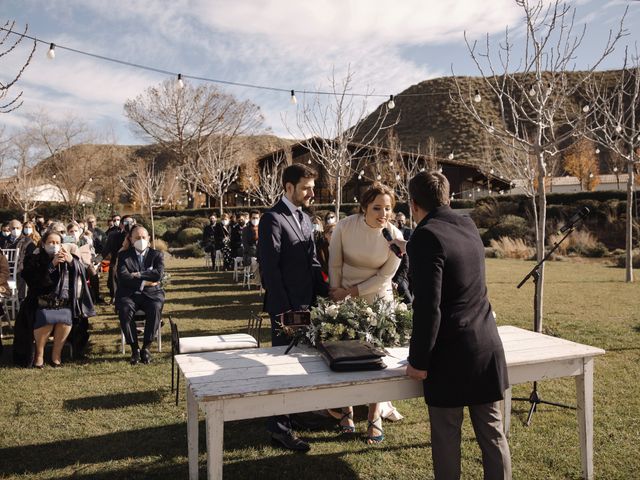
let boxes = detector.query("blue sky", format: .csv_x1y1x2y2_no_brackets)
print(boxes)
2,0,639,145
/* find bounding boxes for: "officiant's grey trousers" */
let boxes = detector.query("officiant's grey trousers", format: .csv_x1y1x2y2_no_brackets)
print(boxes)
428,401,512,480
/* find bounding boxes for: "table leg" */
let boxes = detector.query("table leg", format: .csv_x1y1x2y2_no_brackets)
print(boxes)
502,387,512,438
576,358,594,480
205,401,224,480
187,386,199,480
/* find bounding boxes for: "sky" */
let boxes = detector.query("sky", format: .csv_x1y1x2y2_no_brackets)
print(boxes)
2,0,639,146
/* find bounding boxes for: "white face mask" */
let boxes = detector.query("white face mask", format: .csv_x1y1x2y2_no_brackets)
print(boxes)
313,224,322,232
1,231,9,237
250,219,259,227
72,231,81,241
221,220,229,226
114,220,120,227
11,228,22,238
326,217,336,225
24,227,33,235
134,239,148,252
45,244,61,256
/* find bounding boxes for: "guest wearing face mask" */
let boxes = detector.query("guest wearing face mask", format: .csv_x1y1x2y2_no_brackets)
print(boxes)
310,215,324,244
12,230,95,368
0,219,25,250
15,220,39,302
230,212,247,259
214,213,233,271
104,215,135,301
35,215,47,236
106,214,121,235
115,226,165,365
0,222,11,247
324,212,337,227
242,210,260,267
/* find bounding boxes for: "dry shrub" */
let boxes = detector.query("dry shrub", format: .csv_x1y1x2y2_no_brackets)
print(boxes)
548,229,606,257
151,238,168,252
489,237,535,259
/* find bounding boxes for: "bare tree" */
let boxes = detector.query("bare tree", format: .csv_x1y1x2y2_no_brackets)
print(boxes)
119,158,165,243
27,111,103,219
287,68,397,214
124,80,263,208
455,0,625,331
248,150,289,207
187,135,242,215
4,131,43,220
0,21,36,113
586,47,640,281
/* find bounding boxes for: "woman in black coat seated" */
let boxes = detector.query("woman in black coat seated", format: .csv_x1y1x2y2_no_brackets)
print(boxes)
12,230,95,368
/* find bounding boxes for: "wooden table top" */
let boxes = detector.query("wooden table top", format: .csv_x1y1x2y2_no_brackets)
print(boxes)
175,326,605,402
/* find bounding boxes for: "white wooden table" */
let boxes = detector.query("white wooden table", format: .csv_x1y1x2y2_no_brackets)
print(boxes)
175,325,604,480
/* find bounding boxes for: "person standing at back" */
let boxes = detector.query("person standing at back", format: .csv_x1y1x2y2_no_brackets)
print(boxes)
391,171,511,480
258,163,328,452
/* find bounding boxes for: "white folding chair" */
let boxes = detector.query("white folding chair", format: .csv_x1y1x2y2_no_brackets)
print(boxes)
120,310,162,353
233,257,244,282
204,255,212,268
1,247,20,322
214,250,224,271
170,315,263,405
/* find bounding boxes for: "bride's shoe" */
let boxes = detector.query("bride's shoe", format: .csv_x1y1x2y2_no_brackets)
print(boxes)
366,417,384,444
379,402,404,422
339,411,355,434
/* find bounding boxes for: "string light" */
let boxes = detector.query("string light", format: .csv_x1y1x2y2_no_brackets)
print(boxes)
473,89,481,103
528,85,535,96
0,26,459,102
595,148,600,154
448,152,454,160
546,83,552,95
615,124,622,133
290,90,297,105
177,73,184,89
387,95,395,109
376,174,382,180
613,166,618,172
488,121,494,133
582,104,590,113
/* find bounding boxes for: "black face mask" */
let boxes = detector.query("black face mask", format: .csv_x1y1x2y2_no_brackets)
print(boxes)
210,219,216,225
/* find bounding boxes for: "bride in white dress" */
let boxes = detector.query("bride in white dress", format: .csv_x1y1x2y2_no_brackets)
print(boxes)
328,182,405,444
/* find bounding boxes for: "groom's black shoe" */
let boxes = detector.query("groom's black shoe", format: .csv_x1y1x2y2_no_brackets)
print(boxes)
130,349,140,365
271,430,310,452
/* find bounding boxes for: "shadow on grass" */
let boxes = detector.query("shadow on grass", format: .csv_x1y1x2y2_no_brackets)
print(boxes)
64,390,164,411
168,293,262,307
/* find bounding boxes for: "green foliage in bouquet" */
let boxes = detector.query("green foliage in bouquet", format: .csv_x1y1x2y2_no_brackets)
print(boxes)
307,296,412,348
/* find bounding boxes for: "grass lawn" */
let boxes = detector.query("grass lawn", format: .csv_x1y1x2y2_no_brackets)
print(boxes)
0,257,639,479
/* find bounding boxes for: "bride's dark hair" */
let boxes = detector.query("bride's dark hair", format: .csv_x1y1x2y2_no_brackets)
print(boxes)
359,182,396,213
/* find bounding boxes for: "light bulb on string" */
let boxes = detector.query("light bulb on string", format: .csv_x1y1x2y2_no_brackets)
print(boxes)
582,104,590,113
448,152,454,161
177,74,184,89
387,95,395,109
419,167,425,172
473,89,481,103
47,43,56,59
615,124,622,133
307,158,312,164
488,121,494,133
490,168,495,174
595,148,600,154
357,175,362,180
290,90,297,105
546,83,552,95
613,166,618,173
528,85,536,96
437,166,443,173
395,174,401,181
359,170,365,176
376,174,382,180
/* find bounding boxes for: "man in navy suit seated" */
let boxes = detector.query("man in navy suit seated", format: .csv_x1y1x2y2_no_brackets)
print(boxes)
116,226,165,365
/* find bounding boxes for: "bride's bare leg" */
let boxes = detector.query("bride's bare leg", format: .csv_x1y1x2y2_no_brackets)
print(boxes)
367,403,384,443
340,406,355,432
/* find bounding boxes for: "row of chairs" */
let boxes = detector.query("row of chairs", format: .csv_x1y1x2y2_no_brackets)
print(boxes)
0,247,20,339
205,251,261,290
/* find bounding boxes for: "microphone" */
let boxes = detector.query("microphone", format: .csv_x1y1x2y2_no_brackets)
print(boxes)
559,206,590,234
382,228,403,258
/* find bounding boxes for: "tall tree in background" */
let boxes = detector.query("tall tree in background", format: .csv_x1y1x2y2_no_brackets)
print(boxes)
247,150,289,207
5,131,43,220
564,138,600,191
124,79,263,208
455,0,625,332
0,21,35,113
586,47,640,282
288,68,397,215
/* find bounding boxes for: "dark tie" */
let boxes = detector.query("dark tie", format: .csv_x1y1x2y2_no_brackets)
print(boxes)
138,254,145,270
297,210,311,239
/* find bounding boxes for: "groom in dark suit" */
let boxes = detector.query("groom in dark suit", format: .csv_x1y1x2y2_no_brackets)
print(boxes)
392,171,511,479
116,226,165,365
258,163,328,452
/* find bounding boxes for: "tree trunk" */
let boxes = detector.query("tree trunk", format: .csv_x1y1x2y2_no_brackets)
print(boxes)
625,160,634,282
219,194,224,216
150,204,156,245
335,174,342,216
534,150,547,333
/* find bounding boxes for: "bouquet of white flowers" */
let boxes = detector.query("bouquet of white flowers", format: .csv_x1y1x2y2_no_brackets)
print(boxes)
305,296,412,348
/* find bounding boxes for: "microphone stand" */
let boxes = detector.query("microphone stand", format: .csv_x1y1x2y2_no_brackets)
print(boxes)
513,225,579,426
285,327,309,355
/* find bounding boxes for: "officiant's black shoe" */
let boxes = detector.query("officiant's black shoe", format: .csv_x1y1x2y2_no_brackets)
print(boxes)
140,348,152,364
271,430,310,452
130,349,141,365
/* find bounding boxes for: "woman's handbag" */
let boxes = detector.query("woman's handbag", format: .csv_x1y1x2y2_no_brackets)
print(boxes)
317,340,387,372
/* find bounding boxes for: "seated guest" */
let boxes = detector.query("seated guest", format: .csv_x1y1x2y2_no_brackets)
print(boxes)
202,214,217,269
214,213,232,270
104,215,135,300
12,230,95,368
115,226,164,365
